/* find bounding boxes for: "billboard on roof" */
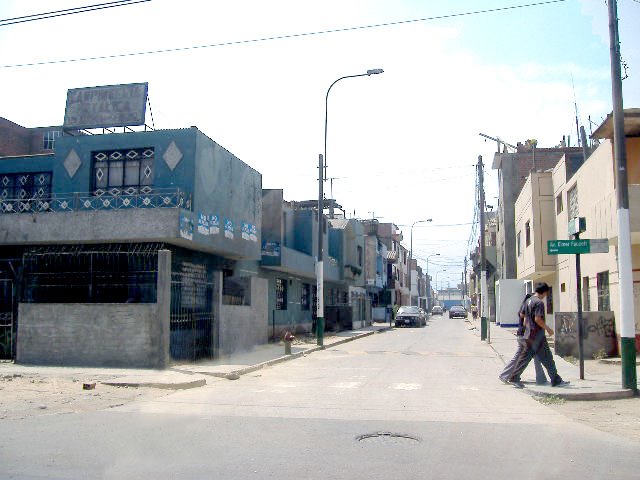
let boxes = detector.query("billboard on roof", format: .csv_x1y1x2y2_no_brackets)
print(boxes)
63,82,148,129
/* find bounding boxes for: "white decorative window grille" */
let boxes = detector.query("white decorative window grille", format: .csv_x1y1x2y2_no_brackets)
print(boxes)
0,172,52,200
92,148,154,195
42,130,61,150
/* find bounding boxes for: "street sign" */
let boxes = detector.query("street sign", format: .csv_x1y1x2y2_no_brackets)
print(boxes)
547,239,610,255
589,239,610,253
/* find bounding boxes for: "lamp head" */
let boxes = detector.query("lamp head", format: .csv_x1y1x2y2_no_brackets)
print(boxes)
367,68,384,75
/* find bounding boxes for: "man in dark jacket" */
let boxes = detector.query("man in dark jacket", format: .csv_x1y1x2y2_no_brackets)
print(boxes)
499,293,548,385
504,282,569,388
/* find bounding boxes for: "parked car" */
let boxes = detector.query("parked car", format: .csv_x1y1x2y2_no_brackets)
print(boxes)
431,305,443,316
394,306,426,327
448,305,467,319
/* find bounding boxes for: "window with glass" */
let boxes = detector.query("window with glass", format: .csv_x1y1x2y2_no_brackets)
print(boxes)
42,130,61,150
525,221,531,247
517,231,522,257
567,185,579,220
556,194,564,215
583,276,590,311
0,172,52,200
597,271,610,311
301,283,310,310
92,148,154,195
276,278,287,310
357,246,363,267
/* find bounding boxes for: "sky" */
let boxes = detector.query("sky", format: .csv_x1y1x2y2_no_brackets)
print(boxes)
1,0,639,288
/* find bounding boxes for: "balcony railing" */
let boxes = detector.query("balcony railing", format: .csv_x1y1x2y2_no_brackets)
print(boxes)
0,188,191,214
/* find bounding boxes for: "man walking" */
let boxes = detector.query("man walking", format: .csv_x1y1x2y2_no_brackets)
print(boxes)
499,293,548,385
504,282,569,388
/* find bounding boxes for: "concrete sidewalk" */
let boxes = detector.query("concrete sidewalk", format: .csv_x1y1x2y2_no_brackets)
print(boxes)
172,324,391,379
466,315,635,400
0,324,391,389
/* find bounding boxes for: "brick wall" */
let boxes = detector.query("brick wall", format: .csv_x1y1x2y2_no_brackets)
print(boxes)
0,118,61,156
0,118,32,156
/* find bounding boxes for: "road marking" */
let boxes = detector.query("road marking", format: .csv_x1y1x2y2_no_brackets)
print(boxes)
456,386,479,391
391,383,422,390
330,382,362,389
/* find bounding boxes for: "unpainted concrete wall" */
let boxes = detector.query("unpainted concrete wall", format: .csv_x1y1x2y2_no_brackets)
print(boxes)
16,249,171,368
17,303,166,368
219,276,268,354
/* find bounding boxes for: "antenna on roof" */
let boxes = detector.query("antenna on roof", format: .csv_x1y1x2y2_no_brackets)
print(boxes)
571,73,582,147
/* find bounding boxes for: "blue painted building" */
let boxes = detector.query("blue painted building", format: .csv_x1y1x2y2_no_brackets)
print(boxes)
260,190,368,337
0,125,263,365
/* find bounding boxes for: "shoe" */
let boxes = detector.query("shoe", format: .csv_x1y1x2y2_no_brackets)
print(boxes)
551,379,570,387
509,380,525,389
499,376,509,384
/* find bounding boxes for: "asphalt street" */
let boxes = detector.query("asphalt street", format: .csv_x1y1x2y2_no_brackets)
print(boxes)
1,314,639,479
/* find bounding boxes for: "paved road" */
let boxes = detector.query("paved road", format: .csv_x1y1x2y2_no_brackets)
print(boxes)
2,315,639,479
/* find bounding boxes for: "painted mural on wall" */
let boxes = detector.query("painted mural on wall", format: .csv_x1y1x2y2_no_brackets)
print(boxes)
224,218,234,239
261,241,281,257
209,215,220,235
554,311,618,358
241,222,258,242
179,214,194,240
197,213,209,235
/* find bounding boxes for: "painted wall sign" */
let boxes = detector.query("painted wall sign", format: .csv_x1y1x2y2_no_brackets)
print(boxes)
261,241,281,257
197,213,209,235
63,82,148,129
241,222,250,241
224,218,234,239
179,214,194,241
209,215,220,235
240,222,258,242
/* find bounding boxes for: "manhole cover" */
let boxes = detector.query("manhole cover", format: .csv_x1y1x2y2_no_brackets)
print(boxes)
356,432,421,445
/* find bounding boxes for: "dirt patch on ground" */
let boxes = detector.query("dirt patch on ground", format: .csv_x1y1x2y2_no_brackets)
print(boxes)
547,396,640,444
0,373,170,421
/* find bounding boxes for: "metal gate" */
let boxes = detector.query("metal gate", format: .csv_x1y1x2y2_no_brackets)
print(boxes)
0,279,14,360
170,270,216,361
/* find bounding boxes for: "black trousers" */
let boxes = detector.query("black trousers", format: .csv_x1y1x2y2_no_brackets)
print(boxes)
500,336,547,382
508,329,561,384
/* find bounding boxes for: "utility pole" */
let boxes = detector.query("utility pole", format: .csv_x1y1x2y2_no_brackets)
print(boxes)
608,0,637,391
464,256,468,308
316,154,325,346
478,155,489,342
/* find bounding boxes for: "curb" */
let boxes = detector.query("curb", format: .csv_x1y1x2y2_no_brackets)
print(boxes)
101,377,206,390
194,328,391,380
526,387,636,401
599,358,640,366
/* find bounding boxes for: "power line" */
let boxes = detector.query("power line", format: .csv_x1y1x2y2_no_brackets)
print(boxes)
0,0,151,27
0,0,568,69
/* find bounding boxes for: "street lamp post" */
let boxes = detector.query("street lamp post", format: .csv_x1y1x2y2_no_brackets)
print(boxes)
409,219,432,306
316,68,384,347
